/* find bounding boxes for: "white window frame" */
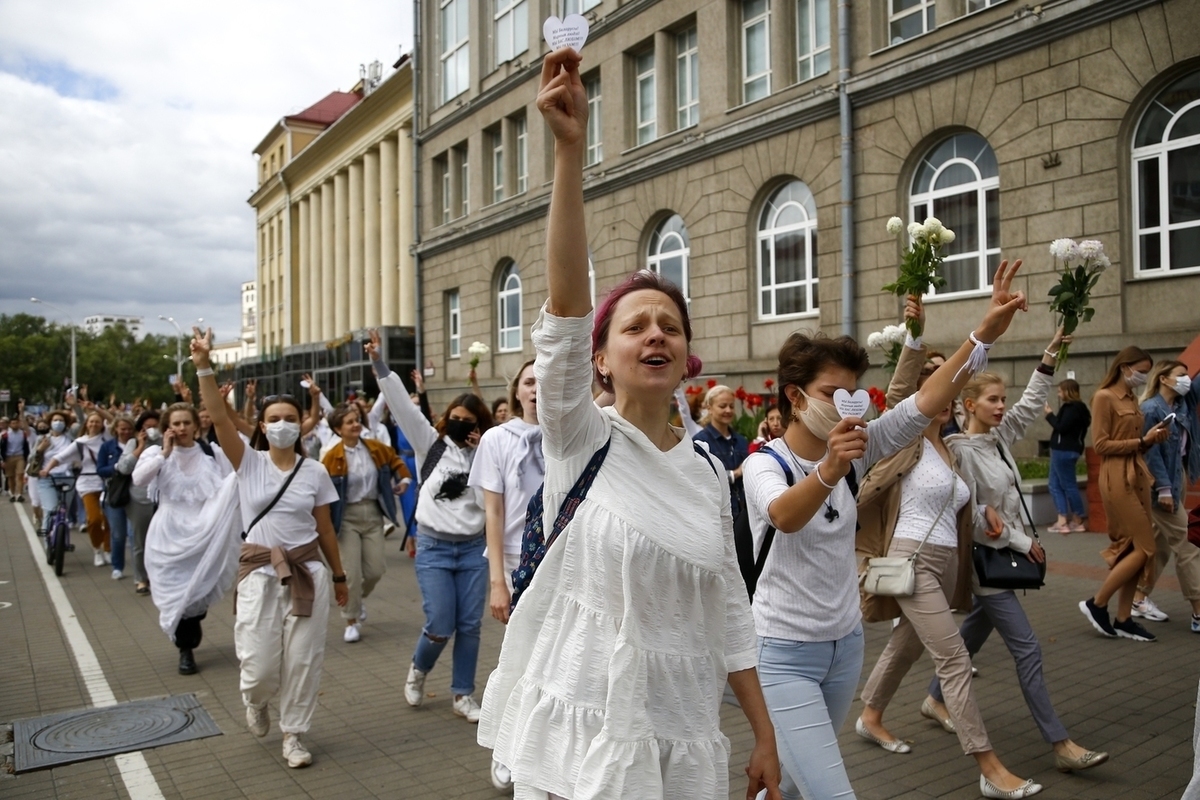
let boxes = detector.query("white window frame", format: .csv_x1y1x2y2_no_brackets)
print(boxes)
439,158,451,225
515,115,528,194
448,290,461,358
757,181,819,319
563,0,601,14
676,27,699,130
497,263,523,352
586,75,603,166
460,153,469,217
490,128,505,204
888,0,936,45
742,0,771,104
636,50,657,146
1132,89,1200,276
647,215,691,300
909,134,1001,298
494,0,528,66
440,0,470,104
796,0,831,82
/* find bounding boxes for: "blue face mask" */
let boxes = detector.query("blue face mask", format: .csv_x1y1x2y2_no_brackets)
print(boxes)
50,420,66,434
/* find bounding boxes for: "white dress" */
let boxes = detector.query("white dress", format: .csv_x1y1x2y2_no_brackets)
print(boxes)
134,443,241,637
478,308,757,800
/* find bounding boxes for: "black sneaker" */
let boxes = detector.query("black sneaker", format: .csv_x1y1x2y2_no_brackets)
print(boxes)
1113,617,1157,642
1079,598,1117,638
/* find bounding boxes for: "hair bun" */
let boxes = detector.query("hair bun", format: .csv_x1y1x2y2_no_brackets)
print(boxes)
685,354,704,379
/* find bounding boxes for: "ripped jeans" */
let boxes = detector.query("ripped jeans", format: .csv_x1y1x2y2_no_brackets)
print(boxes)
412,531,488,697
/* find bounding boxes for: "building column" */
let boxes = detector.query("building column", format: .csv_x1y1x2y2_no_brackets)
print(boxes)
380,136,399,327
308,190,322,343
397,126,416,327
655,30,673,136
448,146,463,222
297,197,310,344
364,148,381,329
770,0,794,92
321,181,335,340
334,172,349,335
348,160,365,331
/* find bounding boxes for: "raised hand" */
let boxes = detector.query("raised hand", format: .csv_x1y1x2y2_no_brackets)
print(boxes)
219,381,234,399
410,369,425,394
364,329,382,361
975,260,1028,343
190,327,214,369
904,294,925,332
537,48,587,147
302,373,321,398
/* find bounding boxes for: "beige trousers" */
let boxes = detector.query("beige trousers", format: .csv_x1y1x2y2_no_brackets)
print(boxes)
860,539,991,754
4,455,25,496
1140,503,1200,601
339,500,386,621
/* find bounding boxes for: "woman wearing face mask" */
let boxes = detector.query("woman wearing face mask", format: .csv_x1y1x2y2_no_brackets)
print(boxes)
135,403,237,676
36,411,82,535
694,385,750,521
1043,380,1091,533
97,416,137,580
371,329,493,725
742,270,1030,800
120,411,161,594
1129,361,1200,629
27,420,52,530
73,411,114,568
191,328,348,770
1080,347,1171,642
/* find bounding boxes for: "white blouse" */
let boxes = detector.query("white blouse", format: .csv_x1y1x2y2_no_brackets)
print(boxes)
894,439,970,549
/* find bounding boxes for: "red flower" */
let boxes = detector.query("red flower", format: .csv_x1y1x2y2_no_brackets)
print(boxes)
764,378,775,390
867,386,887,412
706,379,717,389
735,386,748,401
685,385,702,396
748,394,763,408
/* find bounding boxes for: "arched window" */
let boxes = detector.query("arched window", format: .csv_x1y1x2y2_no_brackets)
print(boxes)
1133,69,1200,274
497,261,522,352
647,215,690,299
758,181,819,318
910,132,1000,296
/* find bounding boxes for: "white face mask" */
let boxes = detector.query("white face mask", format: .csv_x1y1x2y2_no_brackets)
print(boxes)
1173,375,1192,395
265,420,301,449
50,420,66,434
1126,369,1148,388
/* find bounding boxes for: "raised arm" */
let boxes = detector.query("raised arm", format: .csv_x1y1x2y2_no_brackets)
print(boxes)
367,331,439,458
190,327,246,469
539,48,591,319
300,374,324,437
885,297,927,409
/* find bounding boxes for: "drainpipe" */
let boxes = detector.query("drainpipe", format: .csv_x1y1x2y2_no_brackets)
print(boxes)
412,0,424,382
838,0,855,338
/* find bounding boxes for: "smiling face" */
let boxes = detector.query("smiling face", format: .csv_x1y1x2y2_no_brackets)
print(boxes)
114,420,134,442
708,390,736,428
965,382,1007,430
335,408,363,443
84,413,104,436
594,289,689,400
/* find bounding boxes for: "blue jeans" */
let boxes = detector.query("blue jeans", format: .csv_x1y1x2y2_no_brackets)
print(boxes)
37,477,62,534
103,501,132,572
1048,449,1085,517
758,625,864,800
411,533,488,697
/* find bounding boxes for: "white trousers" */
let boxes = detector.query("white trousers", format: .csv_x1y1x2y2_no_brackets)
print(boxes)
515,789,568,800
235,564,330,734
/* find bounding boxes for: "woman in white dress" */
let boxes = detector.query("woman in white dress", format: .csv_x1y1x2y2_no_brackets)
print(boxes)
191,329,348,770
477,47,782,800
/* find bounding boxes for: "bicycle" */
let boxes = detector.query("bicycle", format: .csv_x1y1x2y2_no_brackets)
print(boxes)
43,475,78,576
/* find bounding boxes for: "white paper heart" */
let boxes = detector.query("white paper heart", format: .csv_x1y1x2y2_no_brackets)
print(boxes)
833,388,871,420
543,14,590,54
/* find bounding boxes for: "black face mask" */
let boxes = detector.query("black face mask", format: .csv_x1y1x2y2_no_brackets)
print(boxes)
36,428,50,436
444,418,476,444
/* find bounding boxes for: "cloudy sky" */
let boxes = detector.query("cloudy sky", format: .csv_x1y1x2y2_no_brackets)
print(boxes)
0,0,412,343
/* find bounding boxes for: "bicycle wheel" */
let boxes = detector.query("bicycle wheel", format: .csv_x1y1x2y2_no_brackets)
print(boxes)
53,521,68,576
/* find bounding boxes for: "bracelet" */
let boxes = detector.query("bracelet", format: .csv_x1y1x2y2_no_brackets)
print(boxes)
954,331,994,382
332,573,347,584
1044,348,1059,358
814,462,838,490
195,368,214,377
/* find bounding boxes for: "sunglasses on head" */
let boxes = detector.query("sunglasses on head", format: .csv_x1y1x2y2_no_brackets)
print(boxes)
259,393,299,409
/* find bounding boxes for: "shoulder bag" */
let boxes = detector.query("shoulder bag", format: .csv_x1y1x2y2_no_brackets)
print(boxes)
240,457,304,541
971,443,1046,590
862,479,954,597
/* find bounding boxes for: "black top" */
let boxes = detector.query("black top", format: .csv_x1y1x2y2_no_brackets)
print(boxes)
1046,400,1091,453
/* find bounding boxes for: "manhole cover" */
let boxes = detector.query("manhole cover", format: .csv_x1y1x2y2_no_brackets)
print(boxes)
12,693,221,773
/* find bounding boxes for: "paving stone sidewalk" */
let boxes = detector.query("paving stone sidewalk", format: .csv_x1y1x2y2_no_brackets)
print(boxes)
1,500,1196,799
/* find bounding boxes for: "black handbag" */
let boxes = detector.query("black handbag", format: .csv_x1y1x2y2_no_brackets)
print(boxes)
105,472,133,508
972,443,1046,591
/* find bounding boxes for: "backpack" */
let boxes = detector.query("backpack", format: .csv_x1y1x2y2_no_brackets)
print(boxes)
733,448,857,602
509,439,719,612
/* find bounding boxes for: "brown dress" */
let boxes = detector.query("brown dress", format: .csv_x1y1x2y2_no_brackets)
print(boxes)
1092,383,1155,573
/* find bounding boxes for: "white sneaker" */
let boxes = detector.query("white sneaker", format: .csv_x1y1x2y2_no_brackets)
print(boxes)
404,664,426,707
452,693,481,723
111,569,123,580
93,549,105,567
102,550,111,565
343,623,361,643
490,758,513,790
1132,597,1169,622
282,733,312,768
246,704,269,737
358,603,367,623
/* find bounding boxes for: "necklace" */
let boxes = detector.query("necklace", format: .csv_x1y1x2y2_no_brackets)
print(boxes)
778,444,840,523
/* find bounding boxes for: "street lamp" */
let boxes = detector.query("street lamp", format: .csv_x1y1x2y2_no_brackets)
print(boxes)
31,298,76,392
159,315,184,378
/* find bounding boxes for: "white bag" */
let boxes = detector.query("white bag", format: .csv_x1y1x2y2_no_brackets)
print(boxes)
861,486,954,598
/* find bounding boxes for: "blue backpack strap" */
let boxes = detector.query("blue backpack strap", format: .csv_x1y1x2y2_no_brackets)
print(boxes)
545,440,611,549
751,447,795,589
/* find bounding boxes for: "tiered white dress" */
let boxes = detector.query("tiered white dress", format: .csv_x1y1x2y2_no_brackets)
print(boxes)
478,308,757,800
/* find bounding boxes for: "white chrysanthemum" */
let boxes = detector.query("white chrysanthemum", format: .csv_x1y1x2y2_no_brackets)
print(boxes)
1093,253,1111,272
923,217,943,234
907,222,924,240
1077,239,1105,261
882,324,907,344
927,231,942,247
867,331,884,349
468,341,491,357
886,216,904,235
1049,238,1078,261
941,228,956,245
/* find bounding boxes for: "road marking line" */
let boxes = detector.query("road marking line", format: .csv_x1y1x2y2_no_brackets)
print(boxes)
15,505,166,800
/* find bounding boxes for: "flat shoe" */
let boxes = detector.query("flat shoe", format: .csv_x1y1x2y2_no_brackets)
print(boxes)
980,775,1042,798
855,718,911,753
1055,749,1108,772
920,698,956,733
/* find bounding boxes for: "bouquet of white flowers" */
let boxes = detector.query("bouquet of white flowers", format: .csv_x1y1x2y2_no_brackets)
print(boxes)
882,215,956,337
468,341,490,370
1047,238,1108,365
866,324,908,374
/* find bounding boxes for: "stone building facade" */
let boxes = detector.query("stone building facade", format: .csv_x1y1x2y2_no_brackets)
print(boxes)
415,0,1199,452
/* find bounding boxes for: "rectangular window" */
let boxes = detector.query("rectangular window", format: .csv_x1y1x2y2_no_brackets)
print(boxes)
447,291,461,358
796,0,830,81
966,0,1002,11
489,128,505,204
440,0,470,103
563,0,600,14
889,0,935,45
495,0,528,66
636,50,657,146
675,27,699,130
742,0,771,103
586,75,603,166
515,115,528,194
436,155,451,225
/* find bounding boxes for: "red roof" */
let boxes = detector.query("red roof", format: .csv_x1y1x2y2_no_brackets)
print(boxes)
286,91,362,127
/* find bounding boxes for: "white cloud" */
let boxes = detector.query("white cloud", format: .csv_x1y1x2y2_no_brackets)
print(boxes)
0,0,412,343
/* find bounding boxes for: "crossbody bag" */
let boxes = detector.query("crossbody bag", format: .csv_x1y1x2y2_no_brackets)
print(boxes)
240,457,304,541
971,443,1045,590
862,481,955,598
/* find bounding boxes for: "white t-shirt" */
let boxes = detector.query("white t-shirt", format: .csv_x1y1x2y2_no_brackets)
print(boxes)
237,450,338,554
43,434,80,477
3,428,26,458
894,439,970,549
469,418,544,555
74,433,111,494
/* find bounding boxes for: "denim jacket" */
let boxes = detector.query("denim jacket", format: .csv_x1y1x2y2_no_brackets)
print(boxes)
96,437,124,479
1141,377,1200,504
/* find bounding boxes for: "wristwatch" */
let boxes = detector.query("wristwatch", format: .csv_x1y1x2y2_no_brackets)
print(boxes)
332,573,347,584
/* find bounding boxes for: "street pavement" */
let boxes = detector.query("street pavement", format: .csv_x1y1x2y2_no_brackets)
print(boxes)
1,498,1197,799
